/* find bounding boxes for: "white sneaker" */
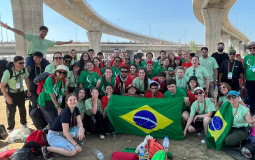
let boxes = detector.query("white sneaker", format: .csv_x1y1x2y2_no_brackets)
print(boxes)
99,134,105,139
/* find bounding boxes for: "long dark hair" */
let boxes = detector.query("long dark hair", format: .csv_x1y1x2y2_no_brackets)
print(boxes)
138,68,149,92
93,57,101,68
77,88,87,101
133,54,142,66
161,57,171,69
79,52,91,70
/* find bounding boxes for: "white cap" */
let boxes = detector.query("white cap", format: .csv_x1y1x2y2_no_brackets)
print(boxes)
56,65,69,72
194,87,204,92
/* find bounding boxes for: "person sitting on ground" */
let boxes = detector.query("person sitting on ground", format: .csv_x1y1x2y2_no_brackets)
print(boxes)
0,22,73,70
1,56,31,132
156,57,170,72
45,52,69,74
41,93,85,159
66,62,80,94
145,81,163,98
166,65,176,80
176,66,189,91
183,87,216,143
164,79,191,121
77,88,87,121
63,55,72,69
114,67,133,95
84,88,105,139
38,65,67,127
124,84,141,97
223,91,255,148
216,82,246,110
152,71,168,94
132,68,151,96
128,65,138,81
100,84,115,134
96,67,116,98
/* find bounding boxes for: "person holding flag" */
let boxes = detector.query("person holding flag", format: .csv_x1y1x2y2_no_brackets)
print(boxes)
184,87,216,143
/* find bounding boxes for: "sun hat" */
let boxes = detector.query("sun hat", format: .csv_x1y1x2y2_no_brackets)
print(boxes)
56,65,68,72
246,42,255,49
194,87,204,92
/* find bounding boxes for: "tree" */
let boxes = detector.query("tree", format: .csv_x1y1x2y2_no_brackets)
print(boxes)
189,41,197,53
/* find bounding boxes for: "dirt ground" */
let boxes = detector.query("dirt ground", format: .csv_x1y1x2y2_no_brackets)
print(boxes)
0,95,234,160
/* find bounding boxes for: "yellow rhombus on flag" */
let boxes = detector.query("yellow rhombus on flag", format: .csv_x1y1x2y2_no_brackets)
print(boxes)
120,105,173,134
208,111,227,142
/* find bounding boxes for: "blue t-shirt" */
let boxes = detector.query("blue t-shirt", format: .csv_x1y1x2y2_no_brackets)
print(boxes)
50,107,80,132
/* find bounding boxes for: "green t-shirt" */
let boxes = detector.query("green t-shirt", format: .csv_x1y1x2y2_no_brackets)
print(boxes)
141,61,158,69
190,98,216,117
164,88,187,109
85,98,103,116
98,77,115,96
1,67,29,93
185,66,209,88
199,57,218,82
44,64,69,74
147,69,159,79
132,77,151,93
232,104,249,128
243,54,255,81
176,75,189,91
71,59,78,65
37,76,65,107
111,66,121,77
77,101,86,113
78,70,99,89
166,74,176,80
67,71,79,88
219,96,242,105
156,66,168,73
24,33,56,56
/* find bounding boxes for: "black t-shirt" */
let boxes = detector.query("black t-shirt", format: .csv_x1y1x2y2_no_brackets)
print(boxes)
211,52,229,68
51,107,80,132
219,60,244,79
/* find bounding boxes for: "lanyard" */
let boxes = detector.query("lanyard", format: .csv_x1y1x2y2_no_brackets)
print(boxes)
234,107,239,116
228,60,235,73
13,67,22,82
70,110,76,128
35,66,42,76
73,71,78,83
198,101,206,113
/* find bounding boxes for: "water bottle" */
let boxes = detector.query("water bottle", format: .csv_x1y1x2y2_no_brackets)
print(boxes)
163,136,169,153
93,149,104,160
139,146,145,160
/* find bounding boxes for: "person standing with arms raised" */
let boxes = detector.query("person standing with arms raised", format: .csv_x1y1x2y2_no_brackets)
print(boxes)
0,22,73,69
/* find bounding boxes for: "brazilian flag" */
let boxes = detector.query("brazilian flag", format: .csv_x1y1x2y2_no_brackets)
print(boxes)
107,95,184,139
206,102,233,150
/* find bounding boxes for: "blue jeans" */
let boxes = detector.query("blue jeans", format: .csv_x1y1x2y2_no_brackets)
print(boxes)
25,56,50,68
47,126,79,151
246,80,255,113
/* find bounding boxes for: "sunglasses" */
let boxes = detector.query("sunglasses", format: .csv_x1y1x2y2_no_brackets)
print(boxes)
125,58,130,60
249,47,255,50
121,71,128,73
65,60,71,63
168,68,174,71
57,71,67,75
54,57,63,60
115,60,121,62
227,95,238,100
18,62,25,65
229,53,236,55
219,86,227,90
195,91,204,95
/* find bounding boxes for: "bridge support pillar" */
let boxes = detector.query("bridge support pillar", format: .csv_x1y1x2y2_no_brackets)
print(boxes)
221,33,230,51
238,42,244,56
11,0,44,57
230,38,239,52
202,8,225,55
87,31,102,54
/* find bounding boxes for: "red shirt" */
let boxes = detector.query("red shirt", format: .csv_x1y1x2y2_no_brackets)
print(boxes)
101,96,109,110
114,75,133,94
93,68,102,77
187,89,208,104
152,77,167,94
119,63,130,71
145,91,163,98
100,61,104,69
182,61,192,68
128,73,138,81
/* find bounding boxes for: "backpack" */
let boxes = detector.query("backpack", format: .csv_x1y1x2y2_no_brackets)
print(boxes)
9,148,35,160
0,60,8,81
0,124,8,140
145,139,167,160
33,72,65,95
26,130,48,146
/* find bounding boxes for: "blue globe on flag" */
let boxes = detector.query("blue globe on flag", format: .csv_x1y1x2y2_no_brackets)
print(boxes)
209,116,223,131
133,110,157,129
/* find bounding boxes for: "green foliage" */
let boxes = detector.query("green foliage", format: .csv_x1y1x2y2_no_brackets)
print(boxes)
189,41,197,53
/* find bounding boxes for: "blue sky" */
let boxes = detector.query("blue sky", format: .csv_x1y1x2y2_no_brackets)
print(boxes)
0,0,254,44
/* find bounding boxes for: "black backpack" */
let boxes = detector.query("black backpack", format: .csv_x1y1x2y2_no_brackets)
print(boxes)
9,148,35,160
0,60,8,81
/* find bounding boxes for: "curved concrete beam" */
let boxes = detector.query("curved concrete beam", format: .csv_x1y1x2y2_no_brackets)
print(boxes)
44,0,172,44
193,0,249,43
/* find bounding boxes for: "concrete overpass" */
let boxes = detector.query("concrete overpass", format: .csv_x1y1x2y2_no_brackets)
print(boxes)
10,0,172,57
193,0,249,54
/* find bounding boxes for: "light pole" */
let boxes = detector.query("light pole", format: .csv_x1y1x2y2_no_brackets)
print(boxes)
0,13,3,43
75,28,77,42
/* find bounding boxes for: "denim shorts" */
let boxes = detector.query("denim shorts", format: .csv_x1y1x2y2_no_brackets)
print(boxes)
47,126,79,151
